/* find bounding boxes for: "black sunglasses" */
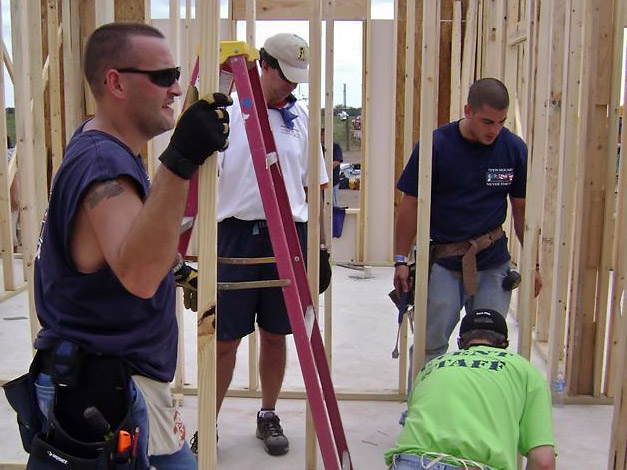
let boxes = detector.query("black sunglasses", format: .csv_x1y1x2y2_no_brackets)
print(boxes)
116,67,181,87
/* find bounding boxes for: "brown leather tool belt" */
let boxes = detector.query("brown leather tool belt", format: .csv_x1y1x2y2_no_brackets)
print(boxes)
430,226,504,296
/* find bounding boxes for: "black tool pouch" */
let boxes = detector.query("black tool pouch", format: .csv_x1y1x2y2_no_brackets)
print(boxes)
2,353,46,452
26,344,139,470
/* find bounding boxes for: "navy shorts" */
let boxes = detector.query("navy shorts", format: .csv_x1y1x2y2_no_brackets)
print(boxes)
217,218,307,340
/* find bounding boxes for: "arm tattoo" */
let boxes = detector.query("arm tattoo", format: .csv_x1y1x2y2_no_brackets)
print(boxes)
86,181,124,209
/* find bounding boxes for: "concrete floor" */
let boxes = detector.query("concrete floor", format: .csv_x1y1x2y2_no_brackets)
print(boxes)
0,264,613,468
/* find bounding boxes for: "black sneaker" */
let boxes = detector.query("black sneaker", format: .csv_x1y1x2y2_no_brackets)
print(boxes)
256,411,289,456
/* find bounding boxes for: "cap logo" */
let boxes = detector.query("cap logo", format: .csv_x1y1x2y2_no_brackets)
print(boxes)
297,47,307,62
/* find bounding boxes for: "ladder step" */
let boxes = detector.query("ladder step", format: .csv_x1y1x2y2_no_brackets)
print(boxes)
217,279,291,290
218,256,276,265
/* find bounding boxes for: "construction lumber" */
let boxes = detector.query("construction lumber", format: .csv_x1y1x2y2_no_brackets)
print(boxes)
306,1,323,466
231,0,367,20
11,0,41,346
47,0,64,177
62,0,83,143
569,0,614,396
460,0,477,115
0,4,15,291
114,0,146,22
449,1,462,120
246,0,255,44
608,65,627,469
196,0,220,467
358,10,371,262
606,29,627,399
563,0,592,397
28,0,48,226
538,0,566,345
438,0,452,125
412,0,440,379
324,0,336,363
594,0,625,397
393,0,406,224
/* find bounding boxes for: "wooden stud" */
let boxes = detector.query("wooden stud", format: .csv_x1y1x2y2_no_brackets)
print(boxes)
324,0,336,363
0,2,15,291
246,0,256,45
516,0,542,360
475,0,483,80
608,62,627,469
47,0,64,177
11,0,41,347
537,0,567,345
460,0,477,114
594,0,624,397
393,0,406,224
412,0,440,380
114,0,147,22
606,31,627,401
569,0,613,396
402,0,416,169
306,1,323,466
244,0,259,395
438,0,452,125
62,0,84,143
231,0,367,20
196,1,221,467
563,0,591,396
80,1,96,117
449,1,462,120
28,0,48,227
358,7,370,262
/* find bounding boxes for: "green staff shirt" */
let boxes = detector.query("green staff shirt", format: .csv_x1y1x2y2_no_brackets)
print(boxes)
385,346,555,470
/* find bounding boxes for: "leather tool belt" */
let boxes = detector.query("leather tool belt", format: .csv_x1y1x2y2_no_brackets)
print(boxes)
431,226,504,296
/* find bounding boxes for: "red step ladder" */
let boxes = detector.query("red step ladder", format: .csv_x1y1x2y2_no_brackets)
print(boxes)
215,41,353,470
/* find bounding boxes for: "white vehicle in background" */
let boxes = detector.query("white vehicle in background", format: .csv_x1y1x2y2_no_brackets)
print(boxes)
338,110,349,121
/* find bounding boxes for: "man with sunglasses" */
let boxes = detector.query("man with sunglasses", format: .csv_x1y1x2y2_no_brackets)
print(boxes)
385,309,556,470
207,33,328,457
26,22,230,469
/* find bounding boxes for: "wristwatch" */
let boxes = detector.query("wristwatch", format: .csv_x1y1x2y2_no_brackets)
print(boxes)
394,254,408,266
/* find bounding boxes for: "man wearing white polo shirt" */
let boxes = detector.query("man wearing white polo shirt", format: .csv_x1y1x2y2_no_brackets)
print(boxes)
213,33,328,457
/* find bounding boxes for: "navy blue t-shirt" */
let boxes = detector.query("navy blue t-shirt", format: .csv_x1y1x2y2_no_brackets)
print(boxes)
34,124,177,382
397,121,527,271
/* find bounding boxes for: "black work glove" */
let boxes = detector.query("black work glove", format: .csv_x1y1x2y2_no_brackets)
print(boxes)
173,261,198,312
159,92,233,179
319,247,332,294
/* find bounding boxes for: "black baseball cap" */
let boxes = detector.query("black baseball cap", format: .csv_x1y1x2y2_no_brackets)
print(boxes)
460,308,508,339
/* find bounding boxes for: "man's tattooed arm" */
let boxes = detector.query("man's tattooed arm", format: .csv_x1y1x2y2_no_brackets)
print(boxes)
86,180,124,209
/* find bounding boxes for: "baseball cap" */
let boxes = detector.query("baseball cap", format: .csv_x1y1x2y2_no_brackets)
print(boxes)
459,308,508,339
263,33,309,84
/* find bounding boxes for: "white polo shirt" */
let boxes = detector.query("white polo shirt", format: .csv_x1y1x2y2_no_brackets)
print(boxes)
217,94,328,223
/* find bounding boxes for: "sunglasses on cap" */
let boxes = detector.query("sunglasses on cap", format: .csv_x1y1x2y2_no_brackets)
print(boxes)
116,67,181,87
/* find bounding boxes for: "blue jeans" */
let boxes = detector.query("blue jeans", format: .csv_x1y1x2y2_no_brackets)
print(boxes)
404,261,512,396
425,261,511,362
35,374,197,470
390,454,477,470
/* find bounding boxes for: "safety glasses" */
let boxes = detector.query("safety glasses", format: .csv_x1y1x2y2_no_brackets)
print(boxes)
116,67,181,87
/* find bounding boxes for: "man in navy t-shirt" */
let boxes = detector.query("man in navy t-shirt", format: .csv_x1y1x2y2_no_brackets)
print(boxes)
29,22,230,468
393,78,542,366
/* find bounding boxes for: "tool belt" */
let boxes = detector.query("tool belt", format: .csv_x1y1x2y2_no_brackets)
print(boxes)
3,341,139,469
431,226,504,296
